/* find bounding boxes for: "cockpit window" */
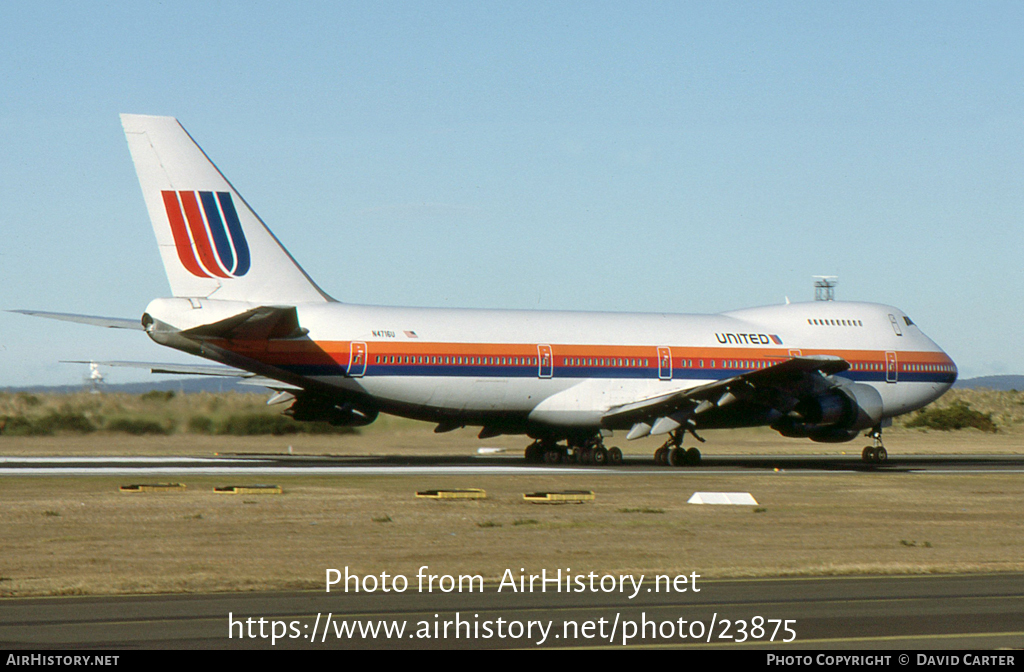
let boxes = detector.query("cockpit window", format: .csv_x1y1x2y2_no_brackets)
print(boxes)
903,316,915,326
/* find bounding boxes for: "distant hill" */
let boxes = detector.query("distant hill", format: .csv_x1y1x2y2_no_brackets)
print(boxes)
1,378,255,395
954,375,1024,391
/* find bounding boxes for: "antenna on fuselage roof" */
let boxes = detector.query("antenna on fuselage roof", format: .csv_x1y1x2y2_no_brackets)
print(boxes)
813,276,837,301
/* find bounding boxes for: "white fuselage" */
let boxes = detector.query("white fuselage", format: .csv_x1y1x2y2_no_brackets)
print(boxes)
144,297,956,437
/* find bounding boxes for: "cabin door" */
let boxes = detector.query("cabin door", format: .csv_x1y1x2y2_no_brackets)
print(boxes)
657,346,672,380
348,341,367,378
885,351,898,383
537,344,553,378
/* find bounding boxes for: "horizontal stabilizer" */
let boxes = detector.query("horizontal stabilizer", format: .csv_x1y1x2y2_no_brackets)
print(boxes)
180,306,306,341
236,377,303,391
10,310,143,330
63,360,248,377
62,360,303,393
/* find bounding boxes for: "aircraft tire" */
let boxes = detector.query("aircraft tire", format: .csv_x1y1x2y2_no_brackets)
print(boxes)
654,446,669,465
862,446,877,462
876,447,887,462
668,447,686,467
685,447,702,466
543,448,562,465
525,444,542,463
608,447,623,465
593,446,609,466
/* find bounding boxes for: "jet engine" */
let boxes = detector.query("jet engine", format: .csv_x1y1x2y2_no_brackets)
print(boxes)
772,383,884,443
284,394,379,427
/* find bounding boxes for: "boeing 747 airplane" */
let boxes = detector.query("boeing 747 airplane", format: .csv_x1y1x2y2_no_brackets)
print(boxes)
15,115,958,466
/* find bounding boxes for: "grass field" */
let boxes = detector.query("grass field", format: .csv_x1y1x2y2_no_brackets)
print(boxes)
1,472,1021,597
0,389,1021,597
0,387,1021,457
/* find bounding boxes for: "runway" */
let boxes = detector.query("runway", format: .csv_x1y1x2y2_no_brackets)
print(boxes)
1,453,1023,476
1,574,1021,649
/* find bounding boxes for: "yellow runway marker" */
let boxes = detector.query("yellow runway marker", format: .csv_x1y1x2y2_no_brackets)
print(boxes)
213,485,282,495
415,488,487,499
523,490,595,503
119,483,186,493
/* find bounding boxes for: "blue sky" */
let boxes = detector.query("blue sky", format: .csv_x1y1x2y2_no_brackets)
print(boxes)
1,2,1022,386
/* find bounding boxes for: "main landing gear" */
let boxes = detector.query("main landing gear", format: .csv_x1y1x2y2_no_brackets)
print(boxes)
525,428,706,468
524,437,623,466
861,425,888,464
653,429,703,467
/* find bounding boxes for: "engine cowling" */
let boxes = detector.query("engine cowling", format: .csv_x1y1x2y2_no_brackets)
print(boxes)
772,383,884,443
285,395,379,427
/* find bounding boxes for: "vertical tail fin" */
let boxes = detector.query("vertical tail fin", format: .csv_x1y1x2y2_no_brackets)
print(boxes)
121,114,333,304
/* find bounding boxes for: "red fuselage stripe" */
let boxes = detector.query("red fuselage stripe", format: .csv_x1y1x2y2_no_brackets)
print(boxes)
214,339,954,372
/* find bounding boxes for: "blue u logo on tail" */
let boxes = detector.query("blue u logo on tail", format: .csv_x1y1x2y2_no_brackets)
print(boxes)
161,190,251,279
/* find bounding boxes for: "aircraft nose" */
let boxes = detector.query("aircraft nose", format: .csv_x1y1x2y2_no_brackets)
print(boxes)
941,352,958,387
926,352,958,404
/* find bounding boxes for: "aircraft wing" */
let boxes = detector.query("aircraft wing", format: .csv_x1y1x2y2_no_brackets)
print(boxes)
603,355,851,439
9,310,143,330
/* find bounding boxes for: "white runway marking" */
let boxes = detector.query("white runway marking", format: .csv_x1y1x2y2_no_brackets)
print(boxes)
0,466,589,476
0,456,264,463
2,465,1022,476
1,456,1021,476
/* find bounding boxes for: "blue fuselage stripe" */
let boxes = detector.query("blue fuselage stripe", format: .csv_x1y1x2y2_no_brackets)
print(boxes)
277,363,956,386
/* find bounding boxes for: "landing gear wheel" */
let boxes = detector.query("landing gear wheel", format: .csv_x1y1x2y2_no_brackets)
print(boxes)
654,446,669,466
863,424,887,464
684,447,702,466
608,447,623,465
525,443,542,463
593,446,609,465
668,446,686,466
543,447,563,464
